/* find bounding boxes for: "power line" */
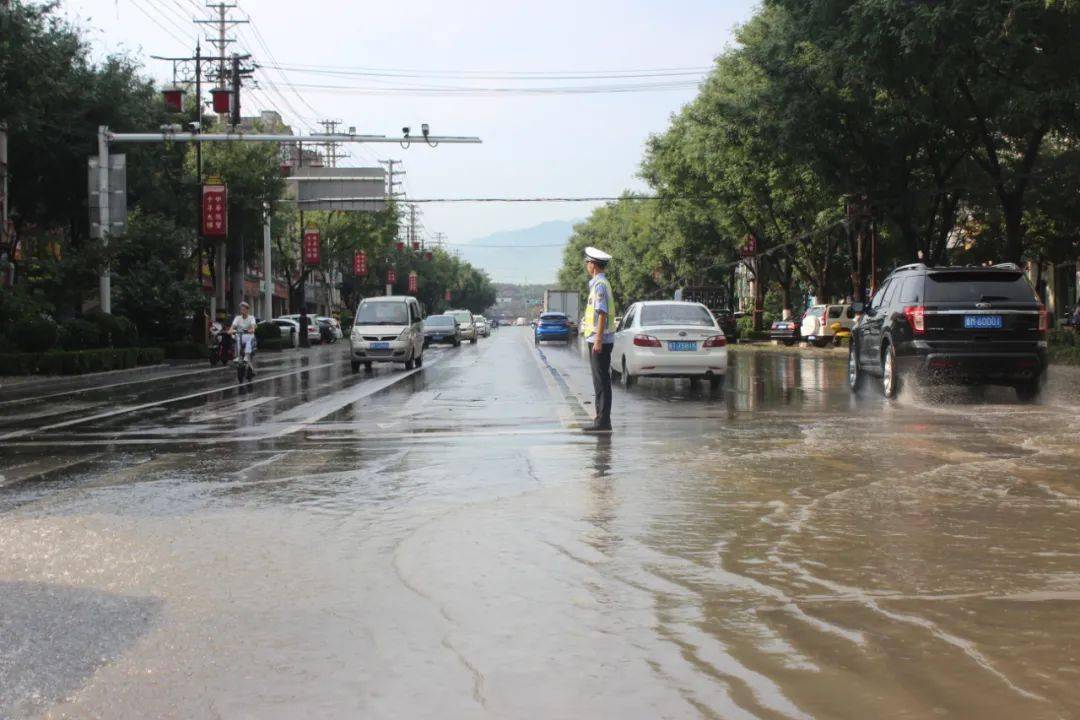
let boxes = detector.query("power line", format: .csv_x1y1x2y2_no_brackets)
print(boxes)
257,61,713,78
128,0,192,48
259,64,711,81
275,80,702,96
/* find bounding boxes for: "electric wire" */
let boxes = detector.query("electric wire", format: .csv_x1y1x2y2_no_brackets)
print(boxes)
277,80,702,96
127,0,193,49
260,64,711,81
141,0,200,44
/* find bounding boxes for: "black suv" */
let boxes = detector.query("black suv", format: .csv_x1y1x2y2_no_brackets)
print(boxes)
848,263,1048,400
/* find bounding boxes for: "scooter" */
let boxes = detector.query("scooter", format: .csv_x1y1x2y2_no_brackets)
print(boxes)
233,330,255,383
208,322,235,367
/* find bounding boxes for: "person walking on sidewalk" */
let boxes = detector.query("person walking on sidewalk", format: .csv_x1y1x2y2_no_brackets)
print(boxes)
581,246,615,433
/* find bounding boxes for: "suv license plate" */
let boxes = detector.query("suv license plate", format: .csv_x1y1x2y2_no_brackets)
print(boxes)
668,341,697,352
371,342,390,349
964,315,1003,329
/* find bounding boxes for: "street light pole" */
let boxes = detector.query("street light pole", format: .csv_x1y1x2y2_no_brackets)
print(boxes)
98,125,111,313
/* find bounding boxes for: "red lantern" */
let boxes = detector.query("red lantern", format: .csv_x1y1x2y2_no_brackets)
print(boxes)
387,268,397,284
353,250,367,276
412,241,420,252
424,251,433,262
395,242,405,252
408,271,418,293
162,88,185,112
303,230,320,266
202,184,227,237
210,87,232,114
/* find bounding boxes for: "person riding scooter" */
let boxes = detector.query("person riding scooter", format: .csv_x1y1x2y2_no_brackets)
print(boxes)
208,319,235,366
229,302,257,378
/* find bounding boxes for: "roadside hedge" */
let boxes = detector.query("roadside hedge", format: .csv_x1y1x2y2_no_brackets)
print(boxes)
0,347,166,376
14,316,59,353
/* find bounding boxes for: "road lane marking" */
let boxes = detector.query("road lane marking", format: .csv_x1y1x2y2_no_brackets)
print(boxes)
0,364,224,406
0,362,337,441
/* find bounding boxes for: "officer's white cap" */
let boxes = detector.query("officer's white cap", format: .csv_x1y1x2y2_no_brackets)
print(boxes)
584,246,612,264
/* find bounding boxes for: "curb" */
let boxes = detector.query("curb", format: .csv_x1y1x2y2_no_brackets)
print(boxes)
0,360,205,393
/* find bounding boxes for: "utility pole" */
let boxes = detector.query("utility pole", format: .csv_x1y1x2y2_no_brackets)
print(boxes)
432,232,447,250
196,3,247,94
318,120,344,167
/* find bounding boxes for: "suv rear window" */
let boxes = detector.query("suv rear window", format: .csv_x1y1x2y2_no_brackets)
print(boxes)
925,272,1038,303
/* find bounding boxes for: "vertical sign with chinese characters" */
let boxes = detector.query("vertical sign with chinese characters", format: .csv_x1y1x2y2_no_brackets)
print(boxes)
445,289,451,302
303,230,320,266
202,185,227,237
407,271,418,293
387,268,397,285
353,250,367,276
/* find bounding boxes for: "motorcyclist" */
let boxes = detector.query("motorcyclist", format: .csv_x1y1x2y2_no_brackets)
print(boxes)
229,301,257,377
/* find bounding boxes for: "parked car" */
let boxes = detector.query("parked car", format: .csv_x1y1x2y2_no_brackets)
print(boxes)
802,304,856,347
445,309,478,343
349,295,425,373
423,315,461,347
712,310,740,341
848,263,1049,400
534,312,573,345
611,301,727,388
264,318,300,348
769,316,802,346
475,316,491,337
278,314,322,345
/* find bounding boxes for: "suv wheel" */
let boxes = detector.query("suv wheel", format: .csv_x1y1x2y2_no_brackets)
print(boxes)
1015,374,1045,403
847,342,863,392
882,342,901,399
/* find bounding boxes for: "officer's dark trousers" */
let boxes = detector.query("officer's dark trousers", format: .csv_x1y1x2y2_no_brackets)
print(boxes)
589,343,614,426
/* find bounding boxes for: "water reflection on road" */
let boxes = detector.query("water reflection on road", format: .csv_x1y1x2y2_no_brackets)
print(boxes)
0,332,1078,718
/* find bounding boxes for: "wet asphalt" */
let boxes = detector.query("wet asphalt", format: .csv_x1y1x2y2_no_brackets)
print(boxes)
1,329,1078,719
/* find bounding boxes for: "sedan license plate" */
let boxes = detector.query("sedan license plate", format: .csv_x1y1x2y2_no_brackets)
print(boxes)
371,342,390,350
431,335,444,341
668,341,697,352
964,315,1003,330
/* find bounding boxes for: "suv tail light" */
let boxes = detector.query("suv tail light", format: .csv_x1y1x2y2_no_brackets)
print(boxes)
1038,306,1049,333
633,334,662,348
704,335,727,348
903,305,926,335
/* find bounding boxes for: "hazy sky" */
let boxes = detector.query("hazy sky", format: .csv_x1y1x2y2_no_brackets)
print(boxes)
62,0,756,247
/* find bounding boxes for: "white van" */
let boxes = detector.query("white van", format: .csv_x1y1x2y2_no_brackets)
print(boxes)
349,295,425,373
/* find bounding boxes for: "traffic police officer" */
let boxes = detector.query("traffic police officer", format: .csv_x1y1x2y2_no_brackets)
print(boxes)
581,246,615,433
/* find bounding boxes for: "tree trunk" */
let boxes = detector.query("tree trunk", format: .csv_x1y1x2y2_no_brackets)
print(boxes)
1002,193,1024,264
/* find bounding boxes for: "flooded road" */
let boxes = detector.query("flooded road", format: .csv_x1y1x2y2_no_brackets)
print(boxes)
1,330,1078,719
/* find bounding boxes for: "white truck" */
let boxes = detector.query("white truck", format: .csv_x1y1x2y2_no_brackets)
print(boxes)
544,289,581,332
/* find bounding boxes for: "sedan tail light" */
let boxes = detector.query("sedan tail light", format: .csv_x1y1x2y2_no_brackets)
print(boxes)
703,335,726,348
1038,306,1049,333
633,334,662,348
903,305,926,335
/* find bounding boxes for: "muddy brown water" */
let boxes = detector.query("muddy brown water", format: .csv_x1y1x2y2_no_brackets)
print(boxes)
1,333,1078,718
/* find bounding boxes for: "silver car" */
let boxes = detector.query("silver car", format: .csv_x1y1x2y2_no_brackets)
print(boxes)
444,309,478,344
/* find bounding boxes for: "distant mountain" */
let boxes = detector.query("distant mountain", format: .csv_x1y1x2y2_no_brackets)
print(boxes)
456,220,577,284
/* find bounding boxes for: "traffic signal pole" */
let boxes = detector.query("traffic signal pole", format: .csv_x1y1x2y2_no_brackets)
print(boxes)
95,127,481,315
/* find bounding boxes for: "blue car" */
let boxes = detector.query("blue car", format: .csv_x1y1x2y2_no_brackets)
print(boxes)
534,312,573,345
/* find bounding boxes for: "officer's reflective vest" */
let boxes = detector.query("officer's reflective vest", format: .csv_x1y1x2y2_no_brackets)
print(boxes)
581,276,615,338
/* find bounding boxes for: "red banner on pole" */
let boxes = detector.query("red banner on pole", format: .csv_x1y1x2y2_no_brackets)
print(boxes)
444,289,451,302
407,271,418,293
740,234,757,258
353,250,367,276
303,230,321,266
387,268,397,284
202,185,227,237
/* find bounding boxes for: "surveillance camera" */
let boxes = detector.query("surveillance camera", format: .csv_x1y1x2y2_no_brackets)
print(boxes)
402,126,411,137
421,123,430,136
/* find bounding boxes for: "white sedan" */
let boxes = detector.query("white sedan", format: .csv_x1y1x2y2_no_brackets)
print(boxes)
611,301,728,388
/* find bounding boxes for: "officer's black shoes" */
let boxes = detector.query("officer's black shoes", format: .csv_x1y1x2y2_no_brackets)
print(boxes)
581,420,613,433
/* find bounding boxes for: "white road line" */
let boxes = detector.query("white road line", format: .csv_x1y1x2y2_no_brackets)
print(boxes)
0,364,224,406
0,362,337,441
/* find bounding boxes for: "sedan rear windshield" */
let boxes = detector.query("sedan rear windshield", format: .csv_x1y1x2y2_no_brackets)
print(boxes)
640,304,715,327
355,302,409,325
448,312,472,324
925,272,1038,303
540,314,567,323
424,316,455,327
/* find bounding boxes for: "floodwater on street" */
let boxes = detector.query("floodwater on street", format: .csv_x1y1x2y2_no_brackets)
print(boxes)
1,329,1078,719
